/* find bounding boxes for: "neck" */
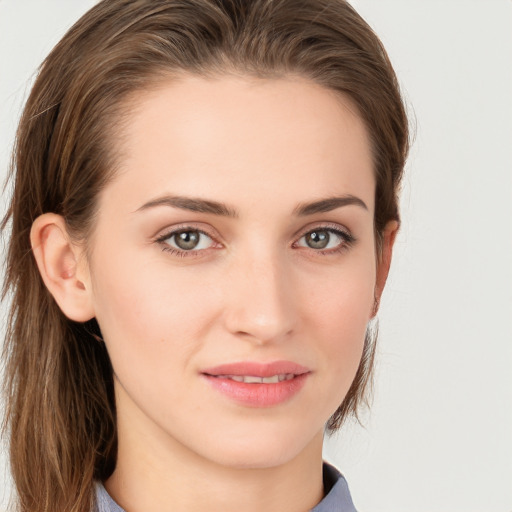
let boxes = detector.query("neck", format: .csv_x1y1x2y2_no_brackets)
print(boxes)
105,388,325,512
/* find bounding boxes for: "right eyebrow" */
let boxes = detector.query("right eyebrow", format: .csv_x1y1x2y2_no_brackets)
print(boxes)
134,195,239,218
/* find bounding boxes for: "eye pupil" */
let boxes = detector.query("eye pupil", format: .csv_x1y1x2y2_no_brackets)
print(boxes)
306,230,329,249
175,231,200,250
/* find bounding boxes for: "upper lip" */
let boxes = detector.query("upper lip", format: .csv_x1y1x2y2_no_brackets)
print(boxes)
202,360,310,377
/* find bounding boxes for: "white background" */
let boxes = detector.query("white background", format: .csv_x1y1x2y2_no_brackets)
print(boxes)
1,1,511,511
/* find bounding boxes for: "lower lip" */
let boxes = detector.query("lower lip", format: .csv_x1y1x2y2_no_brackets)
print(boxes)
202,373,309,407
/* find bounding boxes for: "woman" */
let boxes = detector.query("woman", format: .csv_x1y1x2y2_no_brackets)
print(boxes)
1,0,409,511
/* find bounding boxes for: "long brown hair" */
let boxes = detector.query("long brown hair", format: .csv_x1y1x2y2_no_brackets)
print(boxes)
1,1,409,510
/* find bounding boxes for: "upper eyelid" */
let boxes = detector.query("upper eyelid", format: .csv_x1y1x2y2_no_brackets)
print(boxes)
294,226,354,249
294,222,352,239
154,223,217,242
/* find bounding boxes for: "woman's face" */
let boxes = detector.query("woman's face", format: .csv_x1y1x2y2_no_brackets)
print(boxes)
84,75,387,469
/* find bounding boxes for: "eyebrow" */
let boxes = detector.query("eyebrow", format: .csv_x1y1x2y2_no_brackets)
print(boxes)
135,194,367,217
135,196,239,217
293,195,368,215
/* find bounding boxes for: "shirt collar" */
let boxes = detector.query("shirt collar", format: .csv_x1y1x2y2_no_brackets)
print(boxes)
311,462,357,512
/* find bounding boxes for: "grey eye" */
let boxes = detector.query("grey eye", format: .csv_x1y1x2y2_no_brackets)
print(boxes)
174,231,201,250
297,228,349,251
164,230,214,251
304,230,330,249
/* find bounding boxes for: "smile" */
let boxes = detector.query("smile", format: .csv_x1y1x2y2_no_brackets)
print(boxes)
201,361,311,407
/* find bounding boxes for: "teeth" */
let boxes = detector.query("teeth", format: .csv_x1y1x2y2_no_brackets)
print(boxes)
216,374,295,383
245,375,267,383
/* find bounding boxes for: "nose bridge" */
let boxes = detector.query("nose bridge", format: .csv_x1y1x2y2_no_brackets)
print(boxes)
223,242,296,344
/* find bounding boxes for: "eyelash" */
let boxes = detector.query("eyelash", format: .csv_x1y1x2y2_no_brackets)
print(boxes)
155,227,217,259
155,224,356,258
294,225,356,256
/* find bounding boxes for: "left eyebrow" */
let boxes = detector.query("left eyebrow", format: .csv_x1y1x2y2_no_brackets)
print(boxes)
293,195,368,216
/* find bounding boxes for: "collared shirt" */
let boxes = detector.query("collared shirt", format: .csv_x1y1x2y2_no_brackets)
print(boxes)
94,462,357,511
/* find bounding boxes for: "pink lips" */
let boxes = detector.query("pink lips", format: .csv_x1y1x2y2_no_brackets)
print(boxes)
201,361,310,407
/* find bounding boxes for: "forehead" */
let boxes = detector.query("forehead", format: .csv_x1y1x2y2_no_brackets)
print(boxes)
99,74,375,216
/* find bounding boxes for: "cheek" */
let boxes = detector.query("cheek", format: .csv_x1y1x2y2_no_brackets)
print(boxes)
303,253,376,331
89,250,222,375
299,252,376,381
88,255,227,431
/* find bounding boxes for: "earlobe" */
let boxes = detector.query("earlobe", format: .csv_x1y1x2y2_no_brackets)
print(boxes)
372,220,399,318
30,213,95,322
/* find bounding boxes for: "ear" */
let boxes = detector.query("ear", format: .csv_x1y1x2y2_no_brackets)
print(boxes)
30,213,95,322
372,220,399,318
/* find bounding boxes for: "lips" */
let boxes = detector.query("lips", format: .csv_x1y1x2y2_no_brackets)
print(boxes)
201,361,311,407
202,360,310,378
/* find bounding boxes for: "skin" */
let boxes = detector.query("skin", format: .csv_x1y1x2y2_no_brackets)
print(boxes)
31,74,397,512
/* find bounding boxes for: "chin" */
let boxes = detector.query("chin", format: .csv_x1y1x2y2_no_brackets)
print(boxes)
194,425,322,470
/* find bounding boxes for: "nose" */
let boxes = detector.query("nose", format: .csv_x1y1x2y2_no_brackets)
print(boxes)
222,249,297,345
